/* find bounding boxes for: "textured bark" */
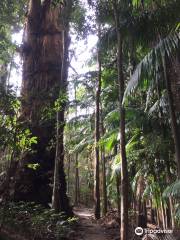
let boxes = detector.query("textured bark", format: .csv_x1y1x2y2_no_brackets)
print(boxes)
169,57,180,112
113,1,129,239
52,0,72,214
12,0,72,214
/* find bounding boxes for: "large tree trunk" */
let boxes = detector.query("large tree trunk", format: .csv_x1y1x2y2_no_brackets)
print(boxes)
13,0,72,214
113,1,129,239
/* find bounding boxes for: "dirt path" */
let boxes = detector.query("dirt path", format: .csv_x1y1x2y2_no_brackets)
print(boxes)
72,208,180,240
73,207,117,240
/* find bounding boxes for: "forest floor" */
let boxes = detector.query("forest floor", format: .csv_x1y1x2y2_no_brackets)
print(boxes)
72,208,180,240
72,207,120,240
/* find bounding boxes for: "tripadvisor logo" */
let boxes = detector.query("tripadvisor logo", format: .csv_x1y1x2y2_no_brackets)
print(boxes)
135,227,173,236
135,227,144,236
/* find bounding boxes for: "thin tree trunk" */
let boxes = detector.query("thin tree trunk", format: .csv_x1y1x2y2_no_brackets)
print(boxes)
160,198,166,229
143,200,147,228
52,111,61,212
166,153,175,229
100,104,107,216
54,0,73,215
75,153,80,205
102,148,107,215
150,200,156,224
74,79,80,206
163,56,180,178
67,155,71,194
116,174,121,215
114,145,120,215
157,208,160,227
113,1,129,239
169,197,175,229
94,24,101,219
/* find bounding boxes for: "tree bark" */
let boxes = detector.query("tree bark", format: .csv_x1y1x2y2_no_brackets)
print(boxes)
75,153,80,205
102,148,107,215
162,56,180,179
52,0,73,215
74,82,80,206
100,105,107,216
94,24,101,219
165,155,175,228
67,154,71,194
114,145,120,215
116,174,121,215
12,0,72,214
113,1,129,239
52,111,61,212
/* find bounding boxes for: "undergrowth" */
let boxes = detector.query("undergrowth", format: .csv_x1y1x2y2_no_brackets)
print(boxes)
0,201,77,240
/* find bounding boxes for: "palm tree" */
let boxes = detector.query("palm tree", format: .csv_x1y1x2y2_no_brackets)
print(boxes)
124,32,180,178
112,1,129,239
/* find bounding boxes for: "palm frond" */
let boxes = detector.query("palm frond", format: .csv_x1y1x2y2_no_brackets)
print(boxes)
110,154,121,181
148,94,168,116
99,130,118,152
70,137,93,154
126,132,140,154
123,32,180,103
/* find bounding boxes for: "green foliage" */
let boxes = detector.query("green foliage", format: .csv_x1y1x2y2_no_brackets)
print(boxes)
54,92,68,112
27,163,40,170
163,180,180,199
0,86,37,170
0,202,77,240
0,0,26,63
99,131,118,152
71,3,89,39
123,32,180,102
